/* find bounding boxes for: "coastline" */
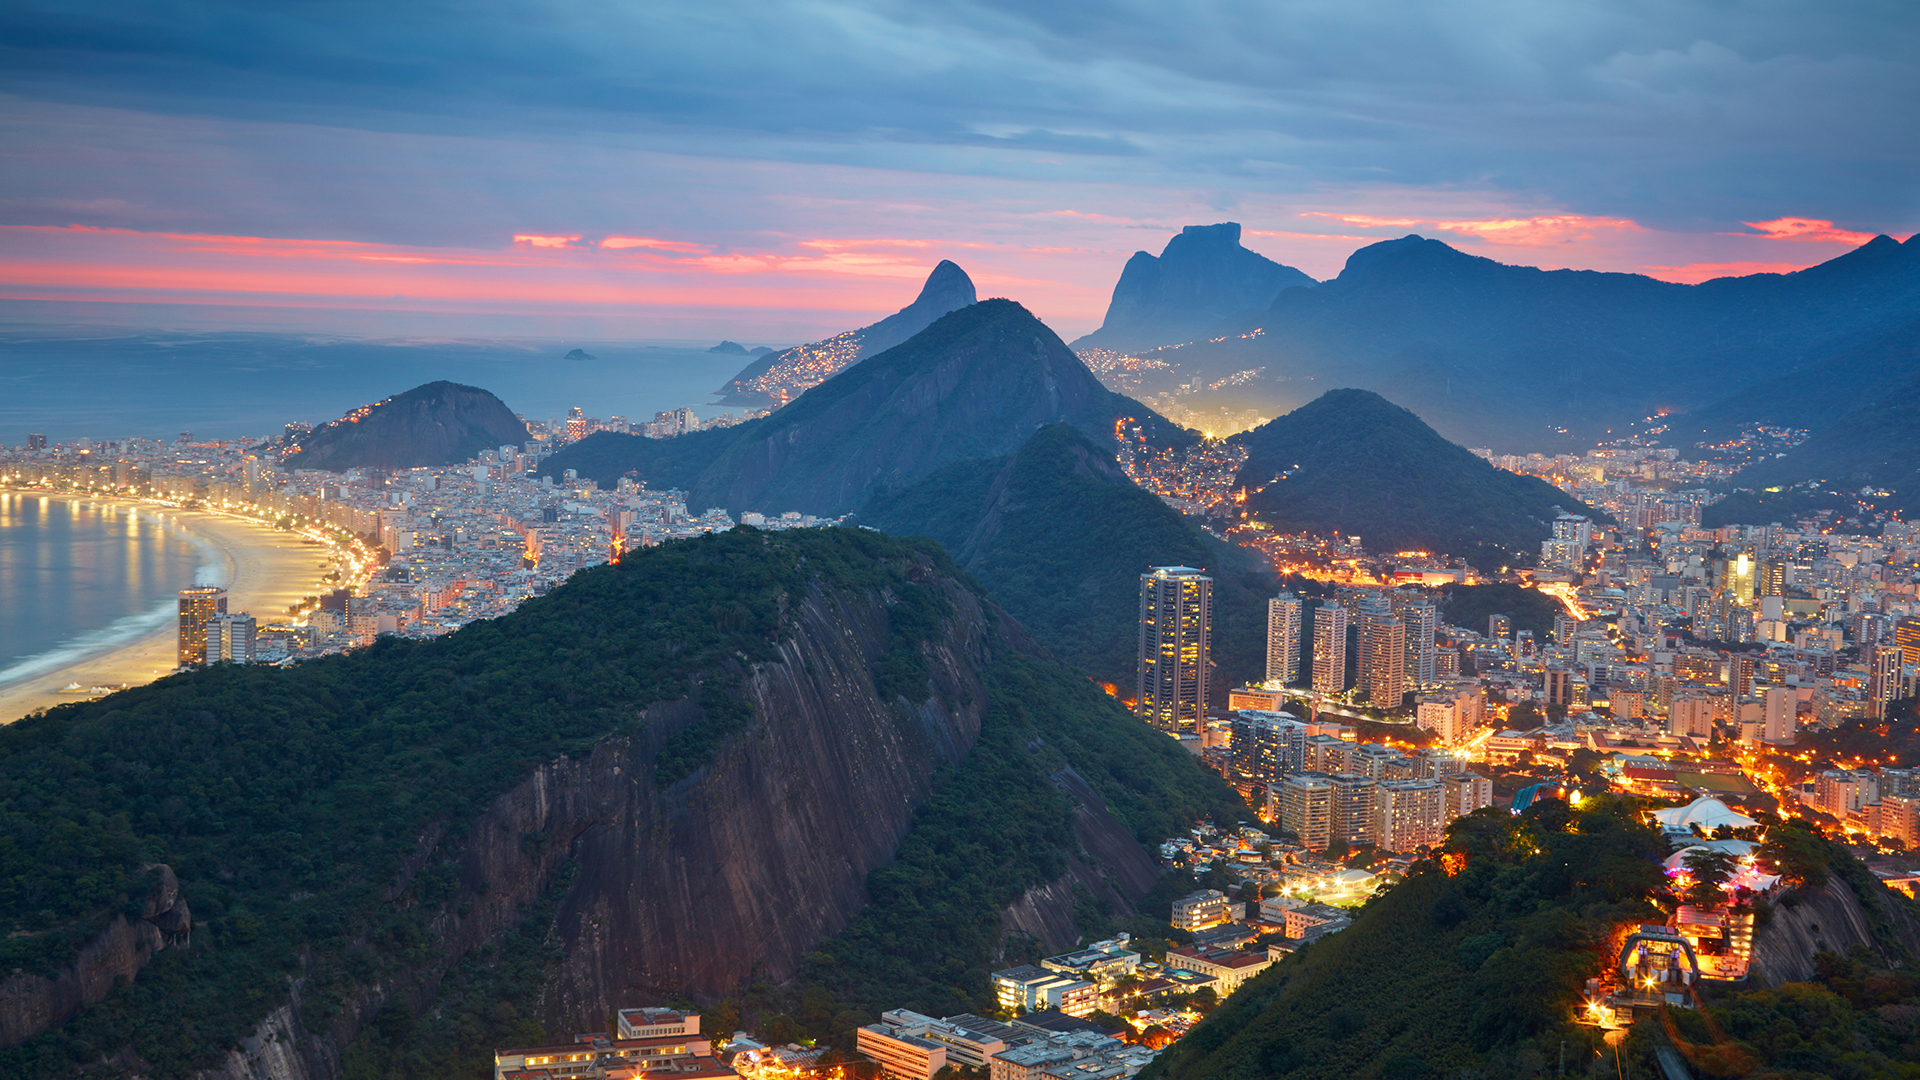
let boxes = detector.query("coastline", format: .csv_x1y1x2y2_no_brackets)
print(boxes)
0,499,333,724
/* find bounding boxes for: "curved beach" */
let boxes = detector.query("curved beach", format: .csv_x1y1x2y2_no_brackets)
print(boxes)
0,503,330,724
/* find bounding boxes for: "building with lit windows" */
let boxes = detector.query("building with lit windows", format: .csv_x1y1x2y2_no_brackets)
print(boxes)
1266,592,1302,686
205,612,257,665
177,586,227,667
1277,772,1334,851
1137,567,1212,732
1311,603,1347,695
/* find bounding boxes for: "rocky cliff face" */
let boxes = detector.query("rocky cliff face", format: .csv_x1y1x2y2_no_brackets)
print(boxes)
175,562,1006,1080
1000,768,1163,956
1752,874,1920,987
0,866,191,1047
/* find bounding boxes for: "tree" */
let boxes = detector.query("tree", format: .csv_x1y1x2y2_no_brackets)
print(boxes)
1681,848,1740,909
1509,702,1545,731
1759,821,1830,890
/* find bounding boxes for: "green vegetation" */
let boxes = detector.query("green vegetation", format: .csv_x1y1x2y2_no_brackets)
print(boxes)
1439,582,1564,641
861,423,1280,689
1142,797,1668,1080
0,527,969,1076
1701,487,1889,531
1736,372,1920,516
1231,390,1608,569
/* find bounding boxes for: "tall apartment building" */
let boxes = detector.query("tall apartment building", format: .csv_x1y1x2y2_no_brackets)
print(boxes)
1329,773,1377,845
1358,607,1405,708
1373,779,1445,852
1870,646,1904,716
1416,695,1468,744
1277,773,1334,851
1231,710,1306,784
1311,603,1347,695
1544,666,1573,707
1137,567,1212,732
177,586,228,667
1266,592,1303,686
1397,601,1437,687
205,612,257,665
1897,617,1920,668
1489,614,1511,642
1763,685,1796,742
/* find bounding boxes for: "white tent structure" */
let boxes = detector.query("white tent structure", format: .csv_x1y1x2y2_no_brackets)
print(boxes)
1653,797,1758,837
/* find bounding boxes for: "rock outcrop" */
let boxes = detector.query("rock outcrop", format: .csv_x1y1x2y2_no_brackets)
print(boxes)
1072,223,1314,353
0,865,191,1047
1752,873,1920,986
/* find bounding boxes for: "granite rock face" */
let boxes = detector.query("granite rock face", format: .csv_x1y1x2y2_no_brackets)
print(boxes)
0,865,192,1047
1073,223,1314,353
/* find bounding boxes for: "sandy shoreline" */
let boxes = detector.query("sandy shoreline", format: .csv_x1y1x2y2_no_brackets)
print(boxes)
0,499,335,724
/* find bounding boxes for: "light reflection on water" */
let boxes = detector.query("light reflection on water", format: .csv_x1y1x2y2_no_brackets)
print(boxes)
0,494,222,688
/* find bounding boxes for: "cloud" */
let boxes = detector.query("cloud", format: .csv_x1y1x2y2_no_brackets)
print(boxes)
1638,260,1818,284
1735,218,1878,244
1298,211,1640,246
513,234,581,248
600,236,711,254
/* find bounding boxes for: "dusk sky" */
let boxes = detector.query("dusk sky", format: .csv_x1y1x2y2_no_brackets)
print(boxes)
2,0,1915,342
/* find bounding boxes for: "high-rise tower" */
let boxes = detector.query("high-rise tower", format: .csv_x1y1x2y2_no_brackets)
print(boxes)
1361,610,1406,707
178,586,228,667
1311,603,1347,695
1137,567,1212,733
1266,592,1303,687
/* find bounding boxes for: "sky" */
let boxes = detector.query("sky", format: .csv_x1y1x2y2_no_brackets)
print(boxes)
1,0,1915,343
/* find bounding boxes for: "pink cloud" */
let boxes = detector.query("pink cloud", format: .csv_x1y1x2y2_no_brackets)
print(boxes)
600,236,710,254
1297,213,1424,228
1294,211,1640,246
1638,260,1816,284
512,234,581,248
1736,217,1878,244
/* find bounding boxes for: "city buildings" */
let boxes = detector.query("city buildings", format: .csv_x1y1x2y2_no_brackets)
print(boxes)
1137,567,1212,732
1276,773,1334,851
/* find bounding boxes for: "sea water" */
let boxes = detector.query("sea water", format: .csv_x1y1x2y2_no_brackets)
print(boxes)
0,495,223,688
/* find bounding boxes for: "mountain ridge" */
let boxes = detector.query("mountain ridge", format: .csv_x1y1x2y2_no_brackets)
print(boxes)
717,260,978,403
1091,232,1920,449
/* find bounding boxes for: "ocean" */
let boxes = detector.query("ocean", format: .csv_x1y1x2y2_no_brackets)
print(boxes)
0,494,224,689
0,329,765,445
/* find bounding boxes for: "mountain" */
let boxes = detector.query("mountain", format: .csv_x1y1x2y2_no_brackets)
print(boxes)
861,423,1279,689
1230,389,1599,568
1684,313,1920,439
0,528,1237,1077
707,340,749,355
1119,232,1920,449
286,380,528,472
1734,372,1920,514
716,260,978,403
548,299,1194,515
1071,223,1315,353
563,348,595,361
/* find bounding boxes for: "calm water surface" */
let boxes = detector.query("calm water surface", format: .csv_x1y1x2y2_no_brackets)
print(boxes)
0,494,222,688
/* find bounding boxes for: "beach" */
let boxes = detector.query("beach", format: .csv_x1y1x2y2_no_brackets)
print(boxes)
0,502,333,724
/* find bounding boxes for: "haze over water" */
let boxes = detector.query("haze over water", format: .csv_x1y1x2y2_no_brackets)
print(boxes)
0,494,221,689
